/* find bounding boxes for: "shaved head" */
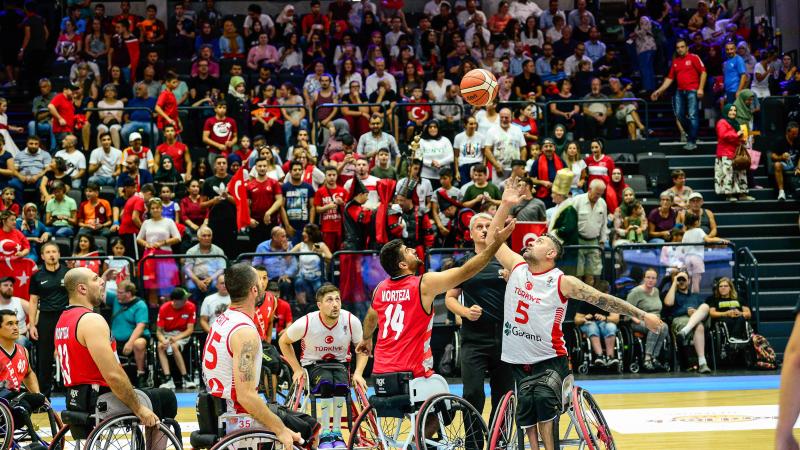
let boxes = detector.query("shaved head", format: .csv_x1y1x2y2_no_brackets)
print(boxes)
66,267,106,307
65,267,94,294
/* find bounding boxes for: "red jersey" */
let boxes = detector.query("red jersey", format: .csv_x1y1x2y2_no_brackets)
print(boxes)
118,194,145,235
203,116,237,154
156,301,197,332
55,306,117,387
50,93,75,133
0,228,30,256
254,292,278,342
156,89,179,131
0,344,29,391
274,299,292,335
405,98,432,121
371,274,434,378
584,154,615,185
246,177,282,222
156,142,189,174
667,53,706,91
313,185,347,233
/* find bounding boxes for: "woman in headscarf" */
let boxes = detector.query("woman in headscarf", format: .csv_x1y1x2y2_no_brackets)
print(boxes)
219,19,245,59
736,42,757,76
715,103,753,202
732,89,760,187
227,153,243,176
227,76,250,137
275,5,299,40
607,167,628,215
551,124,569,155
154,155,185,198
612,186,647,246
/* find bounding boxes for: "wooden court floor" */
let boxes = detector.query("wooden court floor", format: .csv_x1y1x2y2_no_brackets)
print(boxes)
163,388,791,449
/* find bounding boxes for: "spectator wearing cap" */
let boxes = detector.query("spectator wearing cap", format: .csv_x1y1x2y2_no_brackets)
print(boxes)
156,287,198,389
106,280,150,387
122,132,155,173
44,181,77,238
529,138,565,208
679,192,718,238
121,82,157,147
511,176,548,222
0,276,30,349
17,203,48,262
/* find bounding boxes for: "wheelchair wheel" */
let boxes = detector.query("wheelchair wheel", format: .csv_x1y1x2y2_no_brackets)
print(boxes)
414,393,488,450
572,387,616,450
210,428,302,450
47,424,80,450
286,372,309,412
347,404,383,450
0,401,13,450
487,391,516,450
83,413,183,450
275,357,295,404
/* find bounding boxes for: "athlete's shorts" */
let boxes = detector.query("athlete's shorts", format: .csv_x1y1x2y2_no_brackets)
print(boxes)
307,362,349,397
512,356,570,428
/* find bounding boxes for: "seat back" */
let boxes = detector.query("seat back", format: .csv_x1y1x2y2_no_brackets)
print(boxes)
195,391,225,435
409,374,449,404
625,174,648,195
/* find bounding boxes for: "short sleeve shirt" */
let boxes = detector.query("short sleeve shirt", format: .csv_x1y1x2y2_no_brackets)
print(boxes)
156,301,197,332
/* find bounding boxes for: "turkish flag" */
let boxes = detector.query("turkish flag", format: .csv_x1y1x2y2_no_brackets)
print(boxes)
0,258,37,299
510,222,548,253
227,166,250,231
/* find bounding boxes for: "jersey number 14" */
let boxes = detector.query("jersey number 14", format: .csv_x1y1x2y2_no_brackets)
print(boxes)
381,304,405,340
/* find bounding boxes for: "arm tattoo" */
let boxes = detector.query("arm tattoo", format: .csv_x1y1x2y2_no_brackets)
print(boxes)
238,339,257,383
574,282,646,320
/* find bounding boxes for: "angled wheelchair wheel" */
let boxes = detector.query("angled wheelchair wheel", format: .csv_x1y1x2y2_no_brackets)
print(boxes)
347,404,383,450
285,372,309,412
487,391,517,450
275,357,295,404
18,401,67,449
46,424,80,450
83,413,183,450
0,401,13,450
414,393,488,450
210,428,301,450
572,387,616,450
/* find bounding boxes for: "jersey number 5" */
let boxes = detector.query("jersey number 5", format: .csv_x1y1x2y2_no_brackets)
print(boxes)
204,331,222,370
514,301,529,324
381,304,405,340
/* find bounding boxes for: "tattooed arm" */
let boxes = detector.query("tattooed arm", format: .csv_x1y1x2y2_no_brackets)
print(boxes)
560,275,664,332
230,327,300,448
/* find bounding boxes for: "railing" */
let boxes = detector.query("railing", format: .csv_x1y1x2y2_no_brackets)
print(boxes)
736,246,760,332
60,255,137,281
137,252,229,299
611,242,738,296
541,97,649,134
330,250,385,320
235,251,327,281
85,106,157,148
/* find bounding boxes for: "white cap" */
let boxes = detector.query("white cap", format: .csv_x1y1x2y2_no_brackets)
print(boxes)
129,132,142,142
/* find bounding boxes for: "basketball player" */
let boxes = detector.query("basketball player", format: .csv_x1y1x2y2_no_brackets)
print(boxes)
54,268,162,428
487,178,662,450
356,219,516,378
0,309,46,428
279,285,368,448
202,263,312,449
254,265,282,401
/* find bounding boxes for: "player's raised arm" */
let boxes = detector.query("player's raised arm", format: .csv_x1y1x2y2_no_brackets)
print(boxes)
486,176,526,271
560,275,663,332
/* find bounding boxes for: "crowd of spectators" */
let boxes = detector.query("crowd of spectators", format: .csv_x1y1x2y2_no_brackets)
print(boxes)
0,0,791,385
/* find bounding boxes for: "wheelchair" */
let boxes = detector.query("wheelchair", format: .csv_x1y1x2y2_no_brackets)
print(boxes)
488,374,616,450
284,363,370,439
619,322,675,374
709,319,754,369
190,391,317,450
347,374,489,450
0,392,63,450
570,326,624,375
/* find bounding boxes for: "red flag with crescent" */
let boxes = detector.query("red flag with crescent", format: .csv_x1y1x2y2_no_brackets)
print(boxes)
0,258,37,299
511,222,548,253
227,166,250,231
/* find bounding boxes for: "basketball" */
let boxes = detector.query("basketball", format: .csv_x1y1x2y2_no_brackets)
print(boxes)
460,69,499,107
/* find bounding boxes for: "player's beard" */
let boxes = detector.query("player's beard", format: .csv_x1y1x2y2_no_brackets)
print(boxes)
89,286,105,308
407,253,422,272
523,247,537,264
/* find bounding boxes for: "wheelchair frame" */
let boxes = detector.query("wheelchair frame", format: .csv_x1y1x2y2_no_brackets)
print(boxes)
570,326,625,375
0,394,63,450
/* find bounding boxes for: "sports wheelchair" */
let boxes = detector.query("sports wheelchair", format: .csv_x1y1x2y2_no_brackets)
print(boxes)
0,392,62,450
570,326,624,375
619,322,675,374
488,373,616,450
347,373,489,450
708,319,754,369
190,391,318,450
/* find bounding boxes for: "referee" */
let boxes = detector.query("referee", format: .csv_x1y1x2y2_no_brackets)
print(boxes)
445,212,513,419
29,242,69,397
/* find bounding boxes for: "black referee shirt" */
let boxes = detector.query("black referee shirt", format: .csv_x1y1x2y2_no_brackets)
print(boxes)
30,264,69,312
456,253,507,335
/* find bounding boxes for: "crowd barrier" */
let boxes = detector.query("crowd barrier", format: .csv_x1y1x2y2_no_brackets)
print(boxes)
330,250,386,319
137,252,229,299
84,106,158,148
736,246,761,331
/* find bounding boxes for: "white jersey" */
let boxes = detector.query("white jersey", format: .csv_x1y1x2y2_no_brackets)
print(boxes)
202,308,262,413
285,310,363,367
501,263,569,365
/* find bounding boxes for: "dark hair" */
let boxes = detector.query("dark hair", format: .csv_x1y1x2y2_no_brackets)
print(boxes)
671,169,686,179
253,265,267,273
304,223,323,243
0,309,17,324
85,182,100,192
27,135,40,143
473,164,488,174
248,3,262,14
595,280,610,294
684,212,699,226
379,239,407,277
74,233,97,253
290,160,304,171
164,70,178,81
324,165,338,173
141,183,156,195
224,263,258,302
316,284,340,302
40,241,60,255
109,237,124,251
787,122,799,132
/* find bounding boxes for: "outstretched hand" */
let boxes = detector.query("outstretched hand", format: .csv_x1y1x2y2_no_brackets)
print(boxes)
501,176,526,205
493,219,516,245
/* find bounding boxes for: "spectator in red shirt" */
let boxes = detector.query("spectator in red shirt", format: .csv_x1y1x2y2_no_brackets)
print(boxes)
155,72,181,134
247,157,284,248
47,84,76,145
113,181,154,258
651,39,707,151
155,124,191,177
111,1,142,33
326,135,362,186
180,179,207,236
301,0,331,36
137,4,166,54
77,182,113,237
202,102,238,165
0,210,29,258
155,287,197,389
404,85,432,142
313,166,346,251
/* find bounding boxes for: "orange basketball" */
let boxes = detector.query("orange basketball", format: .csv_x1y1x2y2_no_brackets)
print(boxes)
459,69,499,107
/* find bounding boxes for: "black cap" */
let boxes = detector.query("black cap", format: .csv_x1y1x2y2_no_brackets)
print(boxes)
341,134,354,146
170,287,191,301
511,159,526,168
348,178,369,201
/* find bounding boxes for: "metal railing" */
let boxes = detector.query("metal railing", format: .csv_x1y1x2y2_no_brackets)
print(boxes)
234,251,327,281
85,106,157,148
542,97,649,133
60,255,137,280
137,252,229,296
736,246,761,332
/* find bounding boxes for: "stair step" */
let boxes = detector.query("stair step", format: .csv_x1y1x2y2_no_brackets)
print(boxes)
690,188,777,201
756,291,798,309
758,306,796,321
752,249,798,264
759,276,800,291
732,236,800,250
759,321,795,355
666,154,718,168
758,263,800,278
717,223,798,238
716,211,798,226
683,176,772,190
